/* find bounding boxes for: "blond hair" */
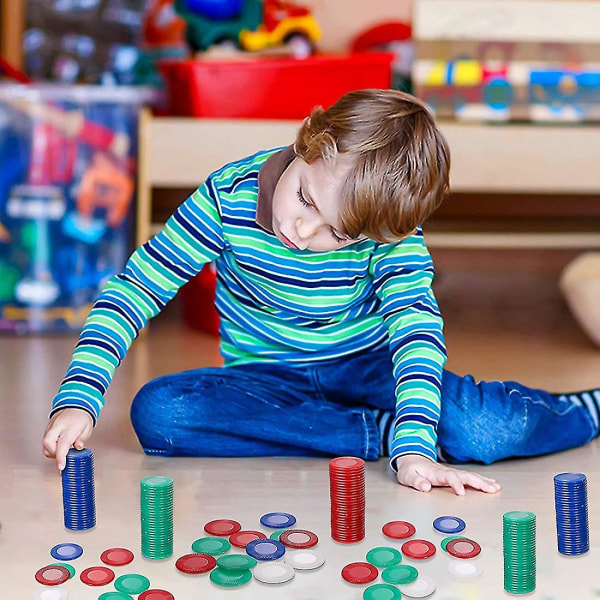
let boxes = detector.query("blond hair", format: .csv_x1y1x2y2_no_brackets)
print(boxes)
294,89,450,242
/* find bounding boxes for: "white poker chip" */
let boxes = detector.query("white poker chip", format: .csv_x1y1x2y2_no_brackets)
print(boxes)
34,589,69,600
398,575,436,598
253,560,296,584
448,558,483,579
284,549,326,570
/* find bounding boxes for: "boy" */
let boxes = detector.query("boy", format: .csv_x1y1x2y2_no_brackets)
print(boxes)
43,90,600,495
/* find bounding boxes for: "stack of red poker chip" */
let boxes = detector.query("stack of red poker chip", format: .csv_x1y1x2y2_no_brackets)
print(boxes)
329,456,365,544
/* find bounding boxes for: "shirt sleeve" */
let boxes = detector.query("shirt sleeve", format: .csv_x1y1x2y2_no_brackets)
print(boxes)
369,228,447,468
50,181,225,423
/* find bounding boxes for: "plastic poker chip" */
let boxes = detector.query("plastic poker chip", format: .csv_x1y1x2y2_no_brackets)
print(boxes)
139,591,175,600
441,535,466,552
284,549,325,570
98,593,134,600
363,583,402,600
253,560,296,584
204,519,242,536
175,553,217,574
50,543,83,561
446,538,481,559
35,565,70,586
448,559,483,580
80,566,115,586
341,562,379,585
114,573,151,595
433,515,466,534
279,529,318,549
260,512,297,529
269,530,287,540
210,566,253,587
217,554,258,571
229,530,267,548
398,575,436,598
366,547,402,568
191,536,231,556
382,521,416,540
381,564,418,585
401,539,436,560
100,548,134,566
246,538,286,561
49,563,75,579
34,590,70,600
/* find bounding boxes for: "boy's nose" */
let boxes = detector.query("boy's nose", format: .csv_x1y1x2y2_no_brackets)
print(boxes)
295,217,316,244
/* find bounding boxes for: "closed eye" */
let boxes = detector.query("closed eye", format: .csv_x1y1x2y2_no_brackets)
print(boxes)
297,187,311,207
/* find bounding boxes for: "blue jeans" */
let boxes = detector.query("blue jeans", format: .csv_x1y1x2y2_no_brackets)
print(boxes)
130,347,596,464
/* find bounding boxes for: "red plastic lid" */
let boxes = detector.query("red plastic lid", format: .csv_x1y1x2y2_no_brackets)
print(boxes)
401,539,437,560
229,530,266,548
139,590,175,600
204,519,242,536
35,565,70,586
100,547,134,566
80,566,116,586
382,521,416,540
279,529,319,549
175,553,217,574
446,538,481,559
341,562,378,584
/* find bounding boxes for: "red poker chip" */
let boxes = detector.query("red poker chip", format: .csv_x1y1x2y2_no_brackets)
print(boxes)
35,565,70,586
139,589,175,600
175,553,217,574
280,529,319,549
100,547,134,566
330,457,365,470
341,561,378,584
229,530,266,548
382,520,416,540
204,519,242,536
80,566,116,586
401,539,437,560
446,537,481,559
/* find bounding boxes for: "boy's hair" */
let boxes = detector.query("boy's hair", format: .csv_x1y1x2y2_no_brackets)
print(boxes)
294,89,450,243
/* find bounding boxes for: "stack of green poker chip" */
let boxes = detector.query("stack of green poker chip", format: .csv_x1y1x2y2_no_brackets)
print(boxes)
141,476,174,559
503,511,536,594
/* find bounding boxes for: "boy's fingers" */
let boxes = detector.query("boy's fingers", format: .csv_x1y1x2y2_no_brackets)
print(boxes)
55,434,73,471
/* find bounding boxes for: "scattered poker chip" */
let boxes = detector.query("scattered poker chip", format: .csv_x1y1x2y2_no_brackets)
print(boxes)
260,512,297,529
363,583,402,600
229,530,267,548
441,535,466,552
191,536,231,556
284,549,325,571
98,593,134,600
381,564,418,585
204,519,242,537
448,559,483,579
366,547,402,568
114,573,151,595
401,539,436,560
35,565,70,586
49,562,75,579
100,548,134,566
279,529,318,549
139,591,175,600
50,543,83,561
246,538,286,561
446,538,481,559
210,567,253,587
253,560,296,584
34,589,70,600
398,575,436,598
433,515,466,535
217,554,257,571
175,553,217,574
80,566,115,586
382,521,416,540
341,562,379,585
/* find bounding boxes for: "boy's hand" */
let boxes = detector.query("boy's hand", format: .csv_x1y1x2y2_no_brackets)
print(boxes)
42,408,94,472
395,455,501,495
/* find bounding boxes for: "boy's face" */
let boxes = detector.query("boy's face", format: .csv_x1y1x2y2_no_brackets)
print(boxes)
271,156,363,252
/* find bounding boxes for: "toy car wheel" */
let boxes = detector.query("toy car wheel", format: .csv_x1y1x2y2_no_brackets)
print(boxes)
284,33,313,59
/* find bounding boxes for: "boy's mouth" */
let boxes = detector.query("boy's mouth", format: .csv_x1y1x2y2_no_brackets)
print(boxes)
279,232,299,250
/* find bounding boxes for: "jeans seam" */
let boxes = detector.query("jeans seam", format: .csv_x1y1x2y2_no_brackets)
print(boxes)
309,366,328,403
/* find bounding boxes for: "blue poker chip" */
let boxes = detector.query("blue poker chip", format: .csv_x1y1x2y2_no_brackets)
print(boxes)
433,516,466,534
259,512,297,529
245,538,285,561
51,542,84,561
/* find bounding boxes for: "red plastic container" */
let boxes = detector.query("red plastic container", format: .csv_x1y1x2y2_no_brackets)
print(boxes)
180,263,220,336
159,53,393,119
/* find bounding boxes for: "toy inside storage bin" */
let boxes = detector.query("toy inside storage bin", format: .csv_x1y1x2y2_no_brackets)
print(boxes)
160,52,393,118
0,84,156,333
180,262,220,336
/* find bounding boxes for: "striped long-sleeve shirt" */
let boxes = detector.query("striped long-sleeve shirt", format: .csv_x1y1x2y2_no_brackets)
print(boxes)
51,147,447,466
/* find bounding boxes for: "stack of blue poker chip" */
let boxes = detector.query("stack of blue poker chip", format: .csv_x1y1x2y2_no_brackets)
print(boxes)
62,448,96,531
554,472,589,555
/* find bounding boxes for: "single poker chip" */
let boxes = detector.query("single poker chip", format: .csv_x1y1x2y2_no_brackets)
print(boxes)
80,566,115,586
363,583,402,600
270,530,288,540
229,530,267,548
191,536,231,556
98,593,134,600
330,456,365,470
366,547,402,568
382,564,418,585
49,562,75,579
448,559,483,579
401,539,436,560
204,519,242,537
210,566,253,587
433,515,466,534
217,554,257,571
382,521,416,540
35,565,70,586
398,575,436,598
175,553,217,574
246,538,286,561
260,512,297,529
253,560,296,584
279,529,318,549
446,537,481,559
284,549,325,571
50,543,83,561
341,562,379,585
34,589,70,600
139,591,175,600
100,548,134,566
114,573,151,595
441,535,466,552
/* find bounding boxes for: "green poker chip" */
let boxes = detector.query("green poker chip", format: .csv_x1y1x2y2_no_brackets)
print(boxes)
366,547,402,568
363,583,402,600
441,535,467,552
192,536,232,556
98,593,133,600
210,567,253,587
50,562,75,578
216,554,257,571
114,573,151,595
269,529,288,540
382,564,418,585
